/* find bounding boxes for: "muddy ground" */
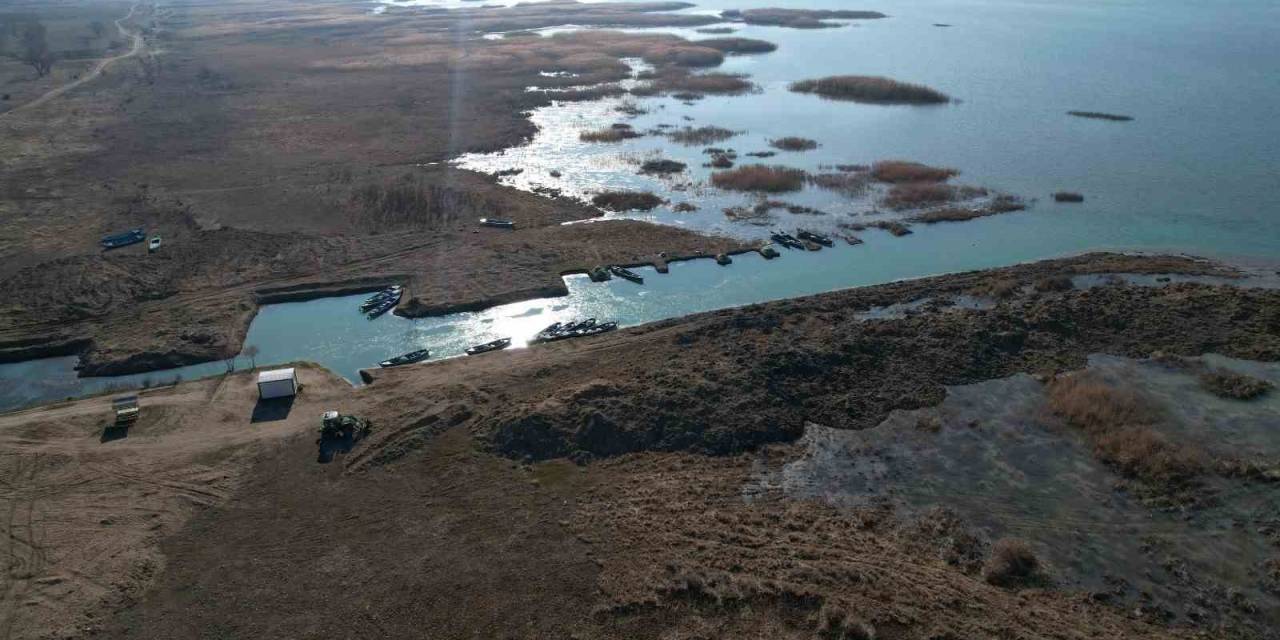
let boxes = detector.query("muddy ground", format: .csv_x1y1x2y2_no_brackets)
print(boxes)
0,0,754,374
5,253,1276,639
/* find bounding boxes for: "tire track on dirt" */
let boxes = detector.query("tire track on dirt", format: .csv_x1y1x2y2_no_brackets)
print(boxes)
0,3,144,119
0,454,46,640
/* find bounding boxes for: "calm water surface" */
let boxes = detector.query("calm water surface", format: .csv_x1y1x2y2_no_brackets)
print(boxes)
3,0,1278,410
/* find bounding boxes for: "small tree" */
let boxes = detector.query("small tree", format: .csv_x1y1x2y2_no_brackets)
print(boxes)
89,20,106,39
243,344,260,369
20,20,54,78
224,355,236,373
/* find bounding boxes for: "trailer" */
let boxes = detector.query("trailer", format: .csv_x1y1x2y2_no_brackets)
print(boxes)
257,368,298,400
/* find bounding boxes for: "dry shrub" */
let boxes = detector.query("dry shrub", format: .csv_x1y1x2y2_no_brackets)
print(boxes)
711,165,806,193
883,183,958,210
693,37,777,54
1198,369,1274,400
808,172,870,197
983,538,1041,587
816,605,875,639
580,127,641,143
655,70,756,95
642,44,724,68
769,136,819,151
790,75,950,104
982,278,1021,299
1046,374,1204,483
348,175,484,229
871,160,958,183
868,220,912,236
591,191,663,211
672,202,699,212
1033,275,1074,292
987,194,1026,213
706,153,734,168
667,125,738,145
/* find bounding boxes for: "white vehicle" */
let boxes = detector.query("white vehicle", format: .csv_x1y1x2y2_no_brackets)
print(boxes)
148,236,162,252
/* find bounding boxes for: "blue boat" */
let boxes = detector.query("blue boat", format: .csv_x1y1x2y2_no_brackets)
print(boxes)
101,228,146,249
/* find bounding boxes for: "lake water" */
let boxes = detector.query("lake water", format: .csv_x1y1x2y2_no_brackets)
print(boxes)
3,0,1278,411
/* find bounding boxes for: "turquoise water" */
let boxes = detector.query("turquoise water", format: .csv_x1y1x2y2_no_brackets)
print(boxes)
3,0,1279,411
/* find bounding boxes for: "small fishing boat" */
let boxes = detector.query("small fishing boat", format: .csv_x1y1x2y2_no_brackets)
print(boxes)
479,218,515,229
715,253,732,265
359,285,403,311
100,228,146,250
769,232,804,250
466,338,512,355
609,265,644,284
366,289,402,318
379,349,431,368
797,230,833,247
532,318,610,343
148,236,162,252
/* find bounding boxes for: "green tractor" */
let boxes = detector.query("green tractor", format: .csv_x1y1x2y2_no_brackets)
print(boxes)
319,410,372,440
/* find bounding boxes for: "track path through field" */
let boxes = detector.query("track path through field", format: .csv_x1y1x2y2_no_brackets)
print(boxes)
0,2,145,119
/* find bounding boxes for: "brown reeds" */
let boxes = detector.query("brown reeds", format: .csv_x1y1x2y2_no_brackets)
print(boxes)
710,165,806,192
790,75,949,104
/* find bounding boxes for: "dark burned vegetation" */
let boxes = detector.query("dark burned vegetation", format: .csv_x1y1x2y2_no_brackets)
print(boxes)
790,75,950,104
638,159,686,175
769,136,819,151
1068,110,1133,122
666,125,739,145
591,191,664,211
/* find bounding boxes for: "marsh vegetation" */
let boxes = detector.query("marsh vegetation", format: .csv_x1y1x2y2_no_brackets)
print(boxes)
790,75,950,104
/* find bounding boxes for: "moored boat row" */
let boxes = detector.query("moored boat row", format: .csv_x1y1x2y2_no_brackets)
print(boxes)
532,318,618,344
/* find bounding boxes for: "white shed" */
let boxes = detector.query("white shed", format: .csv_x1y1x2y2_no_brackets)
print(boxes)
257,368,298,400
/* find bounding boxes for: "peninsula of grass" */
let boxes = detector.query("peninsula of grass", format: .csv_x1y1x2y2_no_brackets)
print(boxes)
693,37,778,55
871,160,958,183
723,8,887,29
790,76,950,105
667,125,739,146
1068,110,1134,122
711,165,806,193
591,191,664,211
769,137,819,152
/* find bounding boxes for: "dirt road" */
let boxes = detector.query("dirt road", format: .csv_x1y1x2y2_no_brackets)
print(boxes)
0,365,354,640
0,3,144,119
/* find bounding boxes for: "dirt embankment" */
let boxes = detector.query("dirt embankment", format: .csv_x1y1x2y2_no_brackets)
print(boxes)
71,254,1278,640
357,252,1273,463
0,0,757,376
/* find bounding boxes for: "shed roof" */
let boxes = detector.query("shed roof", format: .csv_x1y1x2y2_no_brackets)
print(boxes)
257,368,296,384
